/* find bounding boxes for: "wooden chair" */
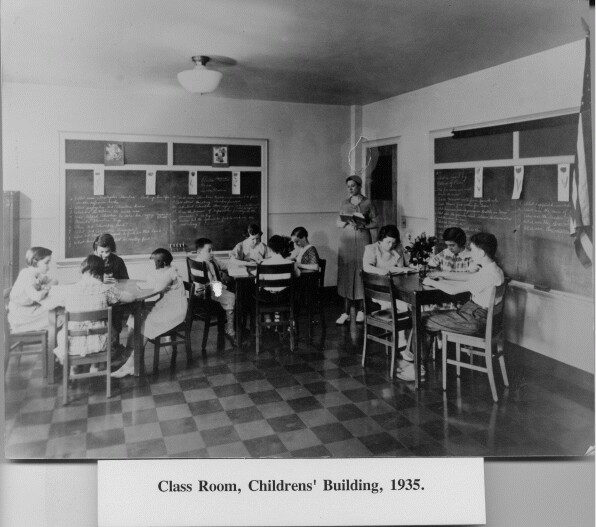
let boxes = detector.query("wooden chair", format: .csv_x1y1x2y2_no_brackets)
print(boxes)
255,263,296,354
3,288,48,378
312,258,327,342
62,307,112,405
186,258,225,353
361,271,412,379
441,282,509,402
149,281,194,375
296,258,327,345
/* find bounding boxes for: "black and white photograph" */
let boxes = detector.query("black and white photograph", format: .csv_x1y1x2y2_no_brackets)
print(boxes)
1,0,594,510
212,145,229,167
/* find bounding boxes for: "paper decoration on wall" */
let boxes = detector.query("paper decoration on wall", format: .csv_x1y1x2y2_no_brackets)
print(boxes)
512,166,524,199
93,168,104,195
212,145,229,167
189,171,197,195
104,142,124,166
558,164,570,202
474,167,483,198
146,170,156,195
232,171,241,195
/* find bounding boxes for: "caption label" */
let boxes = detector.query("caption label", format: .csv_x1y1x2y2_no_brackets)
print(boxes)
99,458,485,526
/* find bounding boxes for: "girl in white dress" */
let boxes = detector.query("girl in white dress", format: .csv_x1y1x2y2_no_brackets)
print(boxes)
8,247,58,333
112,248,187,378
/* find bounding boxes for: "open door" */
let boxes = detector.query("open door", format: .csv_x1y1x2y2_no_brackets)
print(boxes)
366,143,397,237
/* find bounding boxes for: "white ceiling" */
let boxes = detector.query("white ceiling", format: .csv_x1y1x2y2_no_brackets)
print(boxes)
1,0,593,105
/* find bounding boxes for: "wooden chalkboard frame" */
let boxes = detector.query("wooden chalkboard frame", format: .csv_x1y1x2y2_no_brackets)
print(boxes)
59,132,268,261
430,108,595,299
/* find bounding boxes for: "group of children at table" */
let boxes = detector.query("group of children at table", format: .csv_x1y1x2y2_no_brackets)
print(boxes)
7,222,502,383
195,224,320,338
353,224,504,381
6,224,321,378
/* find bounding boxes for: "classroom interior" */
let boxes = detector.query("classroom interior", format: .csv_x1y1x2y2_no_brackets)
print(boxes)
2,1,594,459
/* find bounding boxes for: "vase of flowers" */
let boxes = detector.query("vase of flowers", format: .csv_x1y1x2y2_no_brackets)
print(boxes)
405,232,437,281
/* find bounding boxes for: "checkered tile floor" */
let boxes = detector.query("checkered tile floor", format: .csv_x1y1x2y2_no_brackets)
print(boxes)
4,307,594,458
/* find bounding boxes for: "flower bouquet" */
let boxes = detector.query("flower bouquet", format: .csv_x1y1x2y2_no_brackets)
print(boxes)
405,232,437,279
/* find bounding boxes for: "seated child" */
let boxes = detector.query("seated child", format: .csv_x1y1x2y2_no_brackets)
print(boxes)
362,224,410,347
194,237,236,344
256,235,300,327
53,255,136,368
396,232,504,382
93,233,129,280
289,226,320,271
8,246,58,333
229,223,269,266
93,233,129,354
260,235,301,294
113,249,187,378
427,227,479,278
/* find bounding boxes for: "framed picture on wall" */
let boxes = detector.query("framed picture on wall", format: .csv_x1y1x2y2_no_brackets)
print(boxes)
212,145,229,167
104,142,124,165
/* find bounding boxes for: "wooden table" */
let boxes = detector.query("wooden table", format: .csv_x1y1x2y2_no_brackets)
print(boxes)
47,279,157,382
391,274,470,389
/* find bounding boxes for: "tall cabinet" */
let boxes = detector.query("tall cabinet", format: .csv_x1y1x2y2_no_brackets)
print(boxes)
3,191,20,290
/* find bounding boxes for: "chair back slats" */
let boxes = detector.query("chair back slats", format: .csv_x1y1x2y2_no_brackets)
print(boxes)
66,308,111,323
65,308,112,340
186,258,210,285
361,272,394,306
256,263,295,290
257,263,294,275
259,277,293,288
318,259,327,289
63,307,112,404
485,282,507,339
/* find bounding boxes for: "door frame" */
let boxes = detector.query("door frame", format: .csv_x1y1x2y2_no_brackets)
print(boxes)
362,136,401,233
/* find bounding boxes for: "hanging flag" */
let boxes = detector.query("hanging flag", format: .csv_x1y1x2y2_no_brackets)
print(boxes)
570,31,593,268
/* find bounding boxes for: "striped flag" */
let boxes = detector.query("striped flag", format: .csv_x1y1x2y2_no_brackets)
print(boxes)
570,33,593,268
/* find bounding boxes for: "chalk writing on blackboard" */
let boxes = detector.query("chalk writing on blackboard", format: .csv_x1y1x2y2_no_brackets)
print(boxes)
434,168,590,296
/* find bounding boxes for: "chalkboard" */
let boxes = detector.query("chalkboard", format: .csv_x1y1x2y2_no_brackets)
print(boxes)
435,167,592,296
65,169,261,258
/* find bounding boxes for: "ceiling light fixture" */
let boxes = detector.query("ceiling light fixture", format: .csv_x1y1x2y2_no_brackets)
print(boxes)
177,56,223,94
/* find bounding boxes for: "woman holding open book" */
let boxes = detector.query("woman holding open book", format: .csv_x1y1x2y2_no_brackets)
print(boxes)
335,175,378,325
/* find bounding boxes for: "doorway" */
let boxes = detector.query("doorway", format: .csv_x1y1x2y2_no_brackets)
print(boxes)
365,142,397,237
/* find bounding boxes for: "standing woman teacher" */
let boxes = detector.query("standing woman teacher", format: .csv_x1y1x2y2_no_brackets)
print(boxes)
336,175,378,324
